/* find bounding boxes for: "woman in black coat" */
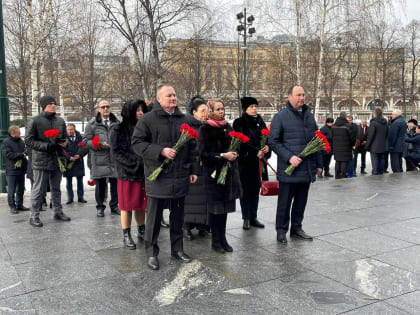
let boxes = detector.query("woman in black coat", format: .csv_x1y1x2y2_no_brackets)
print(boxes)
199,99,242,253
233,97,270,230
183,96,210,240
110,100,148,250
332,112,354,179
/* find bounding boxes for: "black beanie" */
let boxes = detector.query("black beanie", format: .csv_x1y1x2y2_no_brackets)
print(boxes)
187,95,207,115
241,97,258,111
408,119,418,126
39,96,57,110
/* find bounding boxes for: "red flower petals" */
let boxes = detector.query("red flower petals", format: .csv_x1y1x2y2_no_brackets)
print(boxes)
180,123,199,139
228,131,250,143
77,142,87,149
44,129,60,138
261,129,270,136
92,136,100,149
315,130,331,153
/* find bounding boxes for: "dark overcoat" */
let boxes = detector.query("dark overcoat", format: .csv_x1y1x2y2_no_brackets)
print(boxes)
388,116,407,153
268,102,322,183
355,124,368,153
1,136,27,176
366,116,388,153
131,103,198,199
64,131,87,178
405,134,420,160
332,117,354,161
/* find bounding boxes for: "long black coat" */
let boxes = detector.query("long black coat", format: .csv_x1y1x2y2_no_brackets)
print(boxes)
366,116,388,153
25,111,67,171
110,120,145,182
199,123,242,214
131,103,198,199
233,114,270,195
64,131,87,178
355,124,368,153
1,136,27,176
332,117,354,161
184,116,208,224
268,102,322,183
388,115,407,153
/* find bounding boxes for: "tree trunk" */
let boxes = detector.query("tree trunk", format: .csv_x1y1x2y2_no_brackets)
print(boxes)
26,0,39,116
295,0,301,84
314,0,327,119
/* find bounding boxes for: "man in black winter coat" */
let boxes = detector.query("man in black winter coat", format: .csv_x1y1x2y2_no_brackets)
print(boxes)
25,95,71,227
64,124,88,204
366,108,388,175
319,118,334,177
269,85,322,244
388,109,407,173
132,85,198,270
332,112,354,179
1,126,29,213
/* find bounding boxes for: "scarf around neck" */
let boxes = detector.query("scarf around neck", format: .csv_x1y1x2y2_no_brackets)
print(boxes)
207,112,226,128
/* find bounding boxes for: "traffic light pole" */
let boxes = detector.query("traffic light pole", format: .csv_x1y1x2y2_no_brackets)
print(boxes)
0,0,10,193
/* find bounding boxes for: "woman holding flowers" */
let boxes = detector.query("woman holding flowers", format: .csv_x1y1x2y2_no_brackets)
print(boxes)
199,99,242,253
110,100,148,250
233,97,270,230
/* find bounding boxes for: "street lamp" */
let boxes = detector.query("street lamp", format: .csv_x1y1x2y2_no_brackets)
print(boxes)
236,8,256,98
0,0,10,193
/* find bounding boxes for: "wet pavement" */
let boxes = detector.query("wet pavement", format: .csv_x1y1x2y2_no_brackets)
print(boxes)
1,171,420,314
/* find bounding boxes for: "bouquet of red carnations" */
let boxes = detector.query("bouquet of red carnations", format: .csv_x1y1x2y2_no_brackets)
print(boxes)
44,129,67,173
216,131,250,185
147,124,199,181
285,130,331,176
67,142,87,170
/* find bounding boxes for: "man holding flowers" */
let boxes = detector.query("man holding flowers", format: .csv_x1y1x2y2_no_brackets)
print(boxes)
25,95,71,227
132,84,198,270
268,86,322,244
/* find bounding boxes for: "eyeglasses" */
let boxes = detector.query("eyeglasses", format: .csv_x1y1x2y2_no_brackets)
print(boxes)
99,106,110,109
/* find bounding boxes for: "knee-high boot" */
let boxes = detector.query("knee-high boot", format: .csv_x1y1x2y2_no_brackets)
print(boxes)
220,214,233,252
209,214,224,253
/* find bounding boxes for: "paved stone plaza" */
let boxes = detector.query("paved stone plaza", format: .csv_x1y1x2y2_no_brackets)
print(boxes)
1,172,420,314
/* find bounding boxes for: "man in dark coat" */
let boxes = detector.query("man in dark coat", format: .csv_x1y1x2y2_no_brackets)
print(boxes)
387,109,407,173
319,118,334,177
83,100,120,217
132,85,198,270
366,108,388,175
404,119,418,171
64,124,88,204
404,125,420,167
346,116,358,176
25,95,71,227
354,120,368,174
268,85,322,244
332,112,354,179
1,126,29,213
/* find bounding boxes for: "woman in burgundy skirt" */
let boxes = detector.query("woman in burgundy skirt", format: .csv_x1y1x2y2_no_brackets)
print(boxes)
110,100,148,249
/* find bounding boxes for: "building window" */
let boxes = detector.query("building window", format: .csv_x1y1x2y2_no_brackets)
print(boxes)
258,68,263,79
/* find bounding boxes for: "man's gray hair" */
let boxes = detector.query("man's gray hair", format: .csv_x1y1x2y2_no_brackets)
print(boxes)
96,99,110,109
8,125,20,135
339,111,347,119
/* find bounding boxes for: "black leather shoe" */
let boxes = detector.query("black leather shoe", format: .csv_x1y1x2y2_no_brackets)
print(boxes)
185,229,194,241
198,229,208,237
137,225,145,242
123,228,136,250
29,218,43,227
97,209,105,217
250,219,265,228
243,220,251,230
171,251,192,263
324,173,334,177
277,231,287,244
110,208,121,215
212,244,225,253
147,256,159,270
361,170,367,174
16,205,29,211
66,200,73,205
10,207,18,214
290,229,313,240
54,213,71,221
222,239,233,252
78,199,87,203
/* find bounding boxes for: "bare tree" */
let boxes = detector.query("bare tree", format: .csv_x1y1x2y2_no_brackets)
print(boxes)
405,20,420,113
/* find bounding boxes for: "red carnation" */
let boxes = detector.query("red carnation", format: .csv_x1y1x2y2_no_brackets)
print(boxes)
261,129,270,136
44,129,60,138
187,128,199,139
77,142,87,149
180,124,190,133
92,136,100,149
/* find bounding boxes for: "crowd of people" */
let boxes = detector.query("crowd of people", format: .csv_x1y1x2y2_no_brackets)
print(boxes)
2,84,418,270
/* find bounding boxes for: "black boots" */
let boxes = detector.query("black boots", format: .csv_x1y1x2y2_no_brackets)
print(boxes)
123,228,136,250
137,225,145,242
210,214,233,253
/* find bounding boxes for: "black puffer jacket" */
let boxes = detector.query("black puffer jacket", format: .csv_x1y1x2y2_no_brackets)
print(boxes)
268,102,322,183
110,114,145,182
366,116,388,153
332,117,354,161
233,113,270,194
199,123,242,211
131,103,198,199
1,136,27,176
25,111,67,171
184,116,208,225
63,131,88,178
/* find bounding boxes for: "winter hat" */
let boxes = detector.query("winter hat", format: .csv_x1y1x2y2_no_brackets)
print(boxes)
241,97,258,111
39,96,56,110
187,95,207,115
326,117,334,123
408,119,418,126
121,99,147,125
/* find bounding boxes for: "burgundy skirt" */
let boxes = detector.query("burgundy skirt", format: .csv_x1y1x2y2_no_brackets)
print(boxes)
117,179,147,211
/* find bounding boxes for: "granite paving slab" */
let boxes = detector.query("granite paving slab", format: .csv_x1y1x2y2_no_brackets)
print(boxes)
373,245,420,274
0,265,26,299
386,290,420,314
342,302,412,314
0,294,36,314
369,219,420,244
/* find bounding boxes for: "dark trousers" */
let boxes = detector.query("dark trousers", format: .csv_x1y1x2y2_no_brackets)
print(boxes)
209,213,228,246
390,152,403,173
405,154,420,169
7,175,25,208
322,153,332,175
275,182,310,232
354,151,366,171
346,157,354,174
66,176,84,201
95,177,118,210
144,197,184,257
240,193,259,221
371,152,385,175
384,152,389,171
335,161,348,179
